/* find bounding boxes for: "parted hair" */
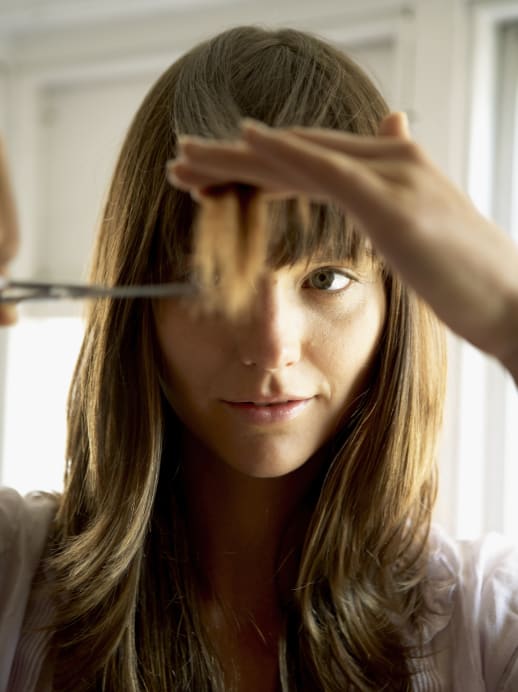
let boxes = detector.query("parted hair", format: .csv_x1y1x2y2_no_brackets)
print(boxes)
45,25,447,691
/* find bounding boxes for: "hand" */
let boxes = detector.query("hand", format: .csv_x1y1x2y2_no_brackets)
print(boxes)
168,113,518,381
0,138,19,325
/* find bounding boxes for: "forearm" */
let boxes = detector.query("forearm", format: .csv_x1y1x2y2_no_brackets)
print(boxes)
497,286,518,387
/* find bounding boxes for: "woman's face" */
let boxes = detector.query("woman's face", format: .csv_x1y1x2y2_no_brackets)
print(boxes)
155,258,386,478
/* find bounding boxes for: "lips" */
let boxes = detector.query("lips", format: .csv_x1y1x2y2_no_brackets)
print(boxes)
227,396,310,405
250,401,292,406
222,397,313,423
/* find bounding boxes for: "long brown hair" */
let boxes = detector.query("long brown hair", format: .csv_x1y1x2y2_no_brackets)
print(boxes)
46,26,447,690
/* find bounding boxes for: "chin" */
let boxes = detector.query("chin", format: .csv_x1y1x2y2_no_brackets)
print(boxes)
220,448,316,480
181,423,327,481
233,463,302,480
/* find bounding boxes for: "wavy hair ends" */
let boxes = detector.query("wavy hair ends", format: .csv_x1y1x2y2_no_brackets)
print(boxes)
291,279,445,690
45,25,447,691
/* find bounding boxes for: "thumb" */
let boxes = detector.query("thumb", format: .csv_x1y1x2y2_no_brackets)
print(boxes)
0,271,17,326
378,111,411,139
0,304,18,326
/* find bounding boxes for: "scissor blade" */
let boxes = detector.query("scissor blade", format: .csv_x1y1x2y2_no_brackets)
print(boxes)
0,280,197,303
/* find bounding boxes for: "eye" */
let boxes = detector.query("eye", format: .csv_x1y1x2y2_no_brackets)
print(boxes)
304,267,353,292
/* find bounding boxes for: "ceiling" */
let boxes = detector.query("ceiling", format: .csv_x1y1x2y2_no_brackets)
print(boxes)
0,0,234,36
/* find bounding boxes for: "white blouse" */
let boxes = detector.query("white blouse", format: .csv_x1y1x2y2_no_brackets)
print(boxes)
1,487,518,691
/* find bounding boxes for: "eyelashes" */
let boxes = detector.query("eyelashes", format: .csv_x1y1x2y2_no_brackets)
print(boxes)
303,267,355,293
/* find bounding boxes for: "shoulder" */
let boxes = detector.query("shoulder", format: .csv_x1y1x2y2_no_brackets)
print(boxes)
426,526,518,690
428,525,518,617
0,487,58,682
428,524,518,593
0,486,58,565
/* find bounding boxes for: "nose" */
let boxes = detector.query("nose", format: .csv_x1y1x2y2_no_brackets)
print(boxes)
235,276,303,371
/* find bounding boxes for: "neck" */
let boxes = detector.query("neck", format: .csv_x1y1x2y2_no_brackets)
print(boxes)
179,431,322,610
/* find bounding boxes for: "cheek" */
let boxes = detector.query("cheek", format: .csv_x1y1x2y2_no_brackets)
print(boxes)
318,285,386,395
154,302,221,403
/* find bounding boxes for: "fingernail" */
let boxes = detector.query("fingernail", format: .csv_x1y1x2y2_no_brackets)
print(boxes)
178,134,205,147
165,162,180,185
241,118,268,133
175,135,193,156
399,112,410,134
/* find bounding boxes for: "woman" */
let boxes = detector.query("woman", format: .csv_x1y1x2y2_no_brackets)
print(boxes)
1,26,518,692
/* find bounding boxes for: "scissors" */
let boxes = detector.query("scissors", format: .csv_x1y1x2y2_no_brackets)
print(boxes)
0,278,196,304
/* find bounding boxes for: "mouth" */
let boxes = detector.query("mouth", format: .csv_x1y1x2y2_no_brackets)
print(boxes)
227,396,311,405
251,401,292,406
222,397,313,423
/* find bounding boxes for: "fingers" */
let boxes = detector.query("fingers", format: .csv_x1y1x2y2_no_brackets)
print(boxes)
278,113,413,158
377,112,411,139
168,139,277,192
168,114,418,197
169,134,321,199
238,122,390,211
0,304,18,326
169,159,299,201
169,121,398,227
166,118,419,234
167,162,224,193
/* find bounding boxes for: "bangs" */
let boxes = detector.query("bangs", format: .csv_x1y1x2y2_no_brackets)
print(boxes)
154,189,380,287
153,184,381,317
265,198,378,269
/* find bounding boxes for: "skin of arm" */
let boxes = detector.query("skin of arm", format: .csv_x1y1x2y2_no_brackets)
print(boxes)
168,113,518,386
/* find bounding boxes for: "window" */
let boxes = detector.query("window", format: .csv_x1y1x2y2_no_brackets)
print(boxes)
1,313,84,493
458,14,518,542
495,20,518,539
0,71,155,493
